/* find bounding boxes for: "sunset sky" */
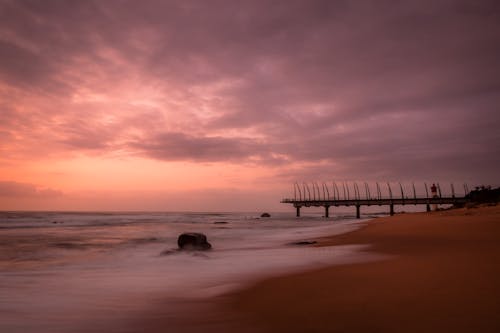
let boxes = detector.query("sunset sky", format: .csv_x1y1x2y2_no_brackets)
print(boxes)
1,0,499,211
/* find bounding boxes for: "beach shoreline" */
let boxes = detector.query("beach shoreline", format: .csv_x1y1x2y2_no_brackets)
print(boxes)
222,204,500,333
134,205,500,333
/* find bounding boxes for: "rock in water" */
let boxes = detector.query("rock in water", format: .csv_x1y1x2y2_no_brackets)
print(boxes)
260,213,271,218
288,240,318,246
177,233,212,250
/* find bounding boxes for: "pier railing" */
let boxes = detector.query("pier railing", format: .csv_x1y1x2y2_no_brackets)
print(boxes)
281,182,470,218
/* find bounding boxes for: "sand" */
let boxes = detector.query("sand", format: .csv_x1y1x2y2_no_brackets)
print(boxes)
136,205,500,332
226,205,500,332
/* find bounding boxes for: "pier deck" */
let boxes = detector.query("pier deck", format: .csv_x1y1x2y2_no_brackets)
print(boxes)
281,197,468,218
281,182,470,218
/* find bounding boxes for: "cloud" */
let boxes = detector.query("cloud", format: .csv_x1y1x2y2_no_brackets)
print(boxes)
0,181,63,198
0,39,53,87
130,131,270,162
0,0,499,184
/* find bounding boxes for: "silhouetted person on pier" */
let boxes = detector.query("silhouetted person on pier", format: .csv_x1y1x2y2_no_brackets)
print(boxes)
431,183,438,198
431,183,439,211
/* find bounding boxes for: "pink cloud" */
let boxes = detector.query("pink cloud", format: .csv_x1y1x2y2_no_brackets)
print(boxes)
0,0,499,187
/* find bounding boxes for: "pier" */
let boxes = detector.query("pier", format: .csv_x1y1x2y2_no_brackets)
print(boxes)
281,182,469,218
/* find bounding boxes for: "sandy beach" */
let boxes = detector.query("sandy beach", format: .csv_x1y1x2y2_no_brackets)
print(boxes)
219,205,500,333
132,205,500,332
1,207,499,333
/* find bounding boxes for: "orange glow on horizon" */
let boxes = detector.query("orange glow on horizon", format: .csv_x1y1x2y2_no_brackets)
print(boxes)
2,156,279,192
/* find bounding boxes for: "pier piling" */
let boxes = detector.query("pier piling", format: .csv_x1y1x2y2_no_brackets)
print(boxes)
296,206,301,217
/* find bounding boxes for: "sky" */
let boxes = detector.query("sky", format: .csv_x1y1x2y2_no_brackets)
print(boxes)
1,0,499,211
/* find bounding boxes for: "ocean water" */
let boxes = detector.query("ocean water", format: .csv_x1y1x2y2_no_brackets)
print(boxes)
0,211,377,333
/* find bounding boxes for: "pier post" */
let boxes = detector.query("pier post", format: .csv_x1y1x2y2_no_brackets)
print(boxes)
426,204,431,212
390,204,394,216
356,205,360,219
324,205,330,218
296,206,301,217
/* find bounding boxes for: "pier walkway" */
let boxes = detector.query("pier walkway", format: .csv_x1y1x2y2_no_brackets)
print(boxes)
281,182,469,218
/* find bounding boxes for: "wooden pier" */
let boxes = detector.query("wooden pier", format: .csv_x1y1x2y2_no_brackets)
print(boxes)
281,182,469,218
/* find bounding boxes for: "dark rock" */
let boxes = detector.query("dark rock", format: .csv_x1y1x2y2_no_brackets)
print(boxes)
177,233,212,251
213,221,228,224
288,240,317,246
260,213,271,218
52,242,86,249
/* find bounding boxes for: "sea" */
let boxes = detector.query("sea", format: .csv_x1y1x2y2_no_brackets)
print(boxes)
0,210,382,333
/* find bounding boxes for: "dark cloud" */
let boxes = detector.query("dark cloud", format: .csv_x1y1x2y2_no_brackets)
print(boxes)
1,0,500,184
0,39,52,86
131,131,269,162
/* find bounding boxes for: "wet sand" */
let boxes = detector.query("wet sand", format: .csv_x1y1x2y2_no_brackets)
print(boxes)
226,205,500,332
136,205,500,332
